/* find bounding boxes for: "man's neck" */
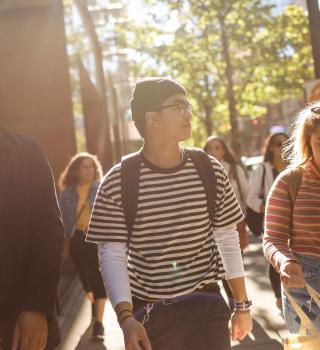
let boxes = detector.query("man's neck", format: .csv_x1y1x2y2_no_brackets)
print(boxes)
142,141,183,169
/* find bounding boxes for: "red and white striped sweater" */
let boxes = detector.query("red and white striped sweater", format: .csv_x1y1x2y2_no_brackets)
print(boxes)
263,159,320,271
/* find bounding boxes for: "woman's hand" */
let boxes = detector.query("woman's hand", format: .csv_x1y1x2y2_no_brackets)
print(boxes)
280,261,305,288
230,312,253,341
121,317,152,350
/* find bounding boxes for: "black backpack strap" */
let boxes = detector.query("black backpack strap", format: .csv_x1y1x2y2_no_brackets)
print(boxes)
185,147,217,219
121,151,141,237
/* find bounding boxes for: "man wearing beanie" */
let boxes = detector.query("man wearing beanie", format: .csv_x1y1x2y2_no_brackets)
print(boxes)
87,77,252,350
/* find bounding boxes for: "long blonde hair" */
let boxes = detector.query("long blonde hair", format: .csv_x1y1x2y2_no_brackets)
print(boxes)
283,101,320,166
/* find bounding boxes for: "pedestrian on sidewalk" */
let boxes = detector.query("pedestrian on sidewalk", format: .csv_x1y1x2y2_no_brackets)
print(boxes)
87,77,252,350
59,152,107,340
0,128,64,350
247,132,289,310
263,103,320,333
204,136,249,310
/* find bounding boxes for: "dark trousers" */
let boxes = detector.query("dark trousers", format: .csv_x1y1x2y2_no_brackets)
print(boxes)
134,292,231,350
268,263,281,299
69,231,106,299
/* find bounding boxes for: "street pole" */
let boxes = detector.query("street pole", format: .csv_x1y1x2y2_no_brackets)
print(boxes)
307,0,320,78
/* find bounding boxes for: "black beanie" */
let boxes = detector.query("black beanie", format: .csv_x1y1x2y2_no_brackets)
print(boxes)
130,77,186,123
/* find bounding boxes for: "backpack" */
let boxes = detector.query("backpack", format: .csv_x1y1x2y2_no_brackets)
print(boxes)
120,147,217,235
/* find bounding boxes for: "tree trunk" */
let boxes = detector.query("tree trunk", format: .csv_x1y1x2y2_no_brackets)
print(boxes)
218,14,242,157
203,102,213,136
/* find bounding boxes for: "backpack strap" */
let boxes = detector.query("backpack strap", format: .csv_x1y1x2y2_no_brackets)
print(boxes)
185,147,217,219
286,166,304,207
121,151,141,236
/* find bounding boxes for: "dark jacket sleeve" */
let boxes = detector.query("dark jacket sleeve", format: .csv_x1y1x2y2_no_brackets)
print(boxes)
23,140,64,318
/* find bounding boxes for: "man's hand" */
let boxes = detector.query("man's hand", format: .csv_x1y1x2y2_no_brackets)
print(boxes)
121,317,152,350
280,261,305,288
230,312,253,341
12,311,48,350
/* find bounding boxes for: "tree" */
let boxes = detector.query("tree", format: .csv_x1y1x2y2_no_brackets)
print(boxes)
121,1,313,156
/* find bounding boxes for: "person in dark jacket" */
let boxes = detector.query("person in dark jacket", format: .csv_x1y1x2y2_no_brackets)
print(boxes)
0,128,64,350
58,152,107,340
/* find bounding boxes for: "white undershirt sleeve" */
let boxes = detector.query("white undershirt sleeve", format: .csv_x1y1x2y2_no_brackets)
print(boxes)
213,224,245,280
98,242,132,308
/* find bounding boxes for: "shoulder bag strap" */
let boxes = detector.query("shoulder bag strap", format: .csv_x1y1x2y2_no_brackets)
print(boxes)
287,166,304,208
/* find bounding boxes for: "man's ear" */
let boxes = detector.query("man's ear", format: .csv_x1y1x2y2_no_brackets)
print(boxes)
145,111,160,128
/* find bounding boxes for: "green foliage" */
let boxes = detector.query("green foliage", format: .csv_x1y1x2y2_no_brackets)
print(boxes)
119,1,314,152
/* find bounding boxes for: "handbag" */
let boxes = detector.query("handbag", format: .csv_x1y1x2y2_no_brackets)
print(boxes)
283,284,320,350
246,165,265,236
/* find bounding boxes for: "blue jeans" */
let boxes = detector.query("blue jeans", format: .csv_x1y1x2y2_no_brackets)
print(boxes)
134,292,231,350
282,254,320,333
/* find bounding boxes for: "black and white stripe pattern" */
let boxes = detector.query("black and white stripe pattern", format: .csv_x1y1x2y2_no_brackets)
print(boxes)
87,152,243,300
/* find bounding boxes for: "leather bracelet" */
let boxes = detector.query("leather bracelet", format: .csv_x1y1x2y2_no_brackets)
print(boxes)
119,314,134,327
118,309,133,319
118,310,134,324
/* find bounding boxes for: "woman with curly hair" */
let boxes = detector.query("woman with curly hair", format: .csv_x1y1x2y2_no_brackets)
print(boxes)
263,104,320,332
59,152,106,340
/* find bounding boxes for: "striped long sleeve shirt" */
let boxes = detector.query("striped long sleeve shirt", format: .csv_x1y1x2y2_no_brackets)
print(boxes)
263,160,320,271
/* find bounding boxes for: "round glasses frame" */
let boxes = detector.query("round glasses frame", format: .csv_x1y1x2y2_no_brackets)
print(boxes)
151,102,192,114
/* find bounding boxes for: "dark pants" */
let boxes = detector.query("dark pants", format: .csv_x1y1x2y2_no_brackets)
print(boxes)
135,292,231,350
268,263,281,299
69,230,106,299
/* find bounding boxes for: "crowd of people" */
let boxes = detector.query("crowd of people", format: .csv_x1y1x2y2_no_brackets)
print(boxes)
0,77,319,350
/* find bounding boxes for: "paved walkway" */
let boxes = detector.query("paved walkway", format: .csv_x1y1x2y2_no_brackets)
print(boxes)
57,236,287,350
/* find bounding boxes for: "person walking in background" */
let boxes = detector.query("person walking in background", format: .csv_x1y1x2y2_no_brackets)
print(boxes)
204,136,249,250
59,152,107,340
87,77,252,350
0,128,64,350
204,136,249,310
247,132,289,310
263,104,320,333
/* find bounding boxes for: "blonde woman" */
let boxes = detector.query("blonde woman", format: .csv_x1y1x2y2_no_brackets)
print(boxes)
59,152,107,339
263,104,320,333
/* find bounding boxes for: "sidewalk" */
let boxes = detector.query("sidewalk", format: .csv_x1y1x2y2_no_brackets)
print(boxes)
57,235,287,350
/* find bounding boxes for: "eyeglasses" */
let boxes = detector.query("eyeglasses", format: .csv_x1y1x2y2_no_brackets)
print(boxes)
311,107,320,114
151,102,193,114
